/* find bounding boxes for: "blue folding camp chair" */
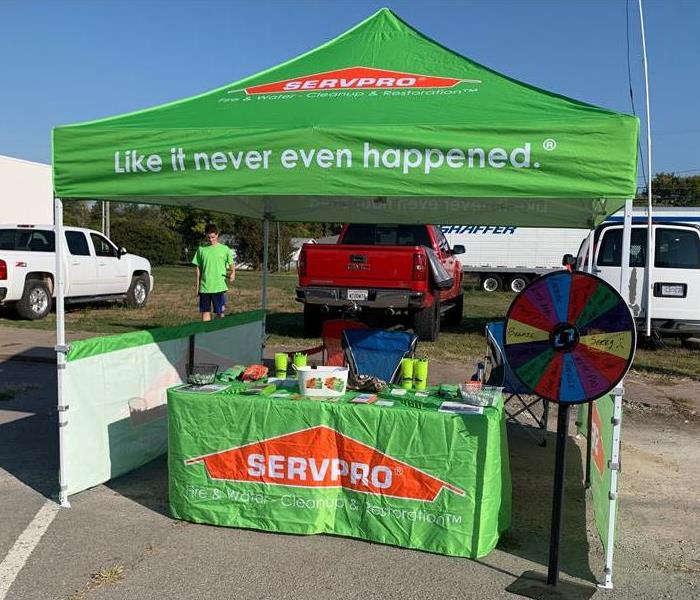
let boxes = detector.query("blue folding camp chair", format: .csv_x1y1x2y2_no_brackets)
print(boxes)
483,321,549,446
342,329,418,384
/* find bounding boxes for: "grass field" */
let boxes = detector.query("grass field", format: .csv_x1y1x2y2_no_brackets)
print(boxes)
1,265,698,379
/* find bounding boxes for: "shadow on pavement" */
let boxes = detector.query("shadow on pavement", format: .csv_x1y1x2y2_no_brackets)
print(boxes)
501,421,595,583
0,358,58,499
105,454,170,517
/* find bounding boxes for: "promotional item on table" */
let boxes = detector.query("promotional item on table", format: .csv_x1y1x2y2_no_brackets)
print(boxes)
413,357,429,390
274,352,288,379
400,357,415,389
293,352,308,373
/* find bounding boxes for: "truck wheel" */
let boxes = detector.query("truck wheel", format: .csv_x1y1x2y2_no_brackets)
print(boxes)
481,274,502,293
126,274,149,308
445,293,463,326
16,280,52,320
413,296,440,342
509,276,528,293
303,304,322,338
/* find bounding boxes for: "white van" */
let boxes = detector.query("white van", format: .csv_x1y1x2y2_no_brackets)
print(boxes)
574,207,700,337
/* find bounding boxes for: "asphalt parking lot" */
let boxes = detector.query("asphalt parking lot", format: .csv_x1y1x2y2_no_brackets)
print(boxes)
1,355,698,600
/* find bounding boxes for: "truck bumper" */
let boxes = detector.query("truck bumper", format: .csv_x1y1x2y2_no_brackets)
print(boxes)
296,287,425,310
642,318,700,336
0,287,6,302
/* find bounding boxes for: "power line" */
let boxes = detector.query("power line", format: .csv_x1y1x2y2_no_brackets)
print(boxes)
636,168,700,179
626,0,648,187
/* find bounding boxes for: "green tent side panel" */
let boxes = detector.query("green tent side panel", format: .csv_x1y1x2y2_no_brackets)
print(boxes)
52,8,638,227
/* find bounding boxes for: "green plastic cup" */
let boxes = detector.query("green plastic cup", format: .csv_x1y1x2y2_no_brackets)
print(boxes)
274,352,288,379
414,358,429,390
292,352,307,378
400,358,415,389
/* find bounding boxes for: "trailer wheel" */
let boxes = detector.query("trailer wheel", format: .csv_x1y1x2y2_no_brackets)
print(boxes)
509,276,529,294
481,274,502,293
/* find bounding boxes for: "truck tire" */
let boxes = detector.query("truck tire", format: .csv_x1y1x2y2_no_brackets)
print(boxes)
125,274,149,308
445,293,464,326
481,274,502,293
16,280,52,320
509,275,529,293
413,296,441,342
303,304,322,338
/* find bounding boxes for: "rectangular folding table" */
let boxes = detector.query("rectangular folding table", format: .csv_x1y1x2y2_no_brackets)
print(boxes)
167,384,511,558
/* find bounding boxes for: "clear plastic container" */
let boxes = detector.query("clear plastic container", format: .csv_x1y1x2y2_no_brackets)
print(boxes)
187,363,219,386
458,384,503,407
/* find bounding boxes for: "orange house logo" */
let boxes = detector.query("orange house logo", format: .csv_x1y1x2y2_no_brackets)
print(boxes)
591,404,606,475
185,425,464,502
241,66,480,95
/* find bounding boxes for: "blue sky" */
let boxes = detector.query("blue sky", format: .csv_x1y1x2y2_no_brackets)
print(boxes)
1,0,697,182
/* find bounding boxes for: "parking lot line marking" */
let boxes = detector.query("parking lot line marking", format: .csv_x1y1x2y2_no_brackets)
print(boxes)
0,500,60,600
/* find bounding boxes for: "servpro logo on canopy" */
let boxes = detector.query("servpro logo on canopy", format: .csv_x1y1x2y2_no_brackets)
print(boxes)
185,425,465,502
241,67,480,95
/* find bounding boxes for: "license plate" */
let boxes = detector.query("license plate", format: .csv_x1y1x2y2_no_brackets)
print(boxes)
347,289,368,301
661,284,685,297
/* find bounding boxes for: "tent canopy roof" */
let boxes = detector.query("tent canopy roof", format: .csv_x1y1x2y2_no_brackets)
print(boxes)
53,8,639,227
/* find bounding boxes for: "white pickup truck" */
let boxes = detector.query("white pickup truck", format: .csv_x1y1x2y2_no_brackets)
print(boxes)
0,224,154,320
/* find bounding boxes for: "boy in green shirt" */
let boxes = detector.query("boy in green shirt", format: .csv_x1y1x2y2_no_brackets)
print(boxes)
192,223,235,321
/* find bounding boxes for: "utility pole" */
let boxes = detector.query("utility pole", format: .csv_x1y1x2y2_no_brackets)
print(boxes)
276,222,281,272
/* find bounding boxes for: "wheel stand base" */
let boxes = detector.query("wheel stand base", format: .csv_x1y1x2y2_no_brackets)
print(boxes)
506,571,597,600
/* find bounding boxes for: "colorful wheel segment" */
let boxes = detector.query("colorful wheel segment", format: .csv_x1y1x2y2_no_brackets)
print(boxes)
504,271,636,405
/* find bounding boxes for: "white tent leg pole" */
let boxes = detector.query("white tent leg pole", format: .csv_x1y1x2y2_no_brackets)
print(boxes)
586,230,594,274
620,199,633,297
54,197,70,508
639,0,653,337
599,385,623,589
261,218,269,360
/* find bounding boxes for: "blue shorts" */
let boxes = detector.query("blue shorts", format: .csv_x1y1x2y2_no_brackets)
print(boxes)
199,292,226,314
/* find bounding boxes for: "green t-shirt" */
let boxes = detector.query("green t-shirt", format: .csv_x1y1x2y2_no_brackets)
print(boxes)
192,243,233,293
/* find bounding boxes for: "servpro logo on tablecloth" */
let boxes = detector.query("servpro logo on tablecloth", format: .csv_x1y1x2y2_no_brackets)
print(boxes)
184,425,464,502
242,66,479,95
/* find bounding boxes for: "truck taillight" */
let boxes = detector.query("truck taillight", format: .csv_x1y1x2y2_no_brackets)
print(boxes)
298,249,307,277
412,252,427,280
0,260,6,280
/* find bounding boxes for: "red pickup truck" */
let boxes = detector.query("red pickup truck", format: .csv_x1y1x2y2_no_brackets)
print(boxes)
296,224,465,341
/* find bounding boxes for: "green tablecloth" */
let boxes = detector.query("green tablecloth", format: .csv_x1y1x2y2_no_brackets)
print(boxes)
167,384,511,558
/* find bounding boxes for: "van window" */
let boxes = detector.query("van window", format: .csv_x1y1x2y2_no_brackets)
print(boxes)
0,229,55,252
597,229,646,267
655,228,700,269
65,231,91,256
342,225,431,246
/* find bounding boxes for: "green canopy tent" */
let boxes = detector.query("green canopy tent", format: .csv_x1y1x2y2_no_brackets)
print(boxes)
53,8,638,227
51,8,638,586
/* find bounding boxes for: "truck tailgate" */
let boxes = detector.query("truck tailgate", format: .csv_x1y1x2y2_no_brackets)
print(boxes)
302,244,420,288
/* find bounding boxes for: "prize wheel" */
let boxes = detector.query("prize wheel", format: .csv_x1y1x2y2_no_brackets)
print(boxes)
503,271,636,405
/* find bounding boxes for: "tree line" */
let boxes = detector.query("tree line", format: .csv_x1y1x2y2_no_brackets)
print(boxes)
63,172,698,267
63,201,340,268
636,172,700,206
